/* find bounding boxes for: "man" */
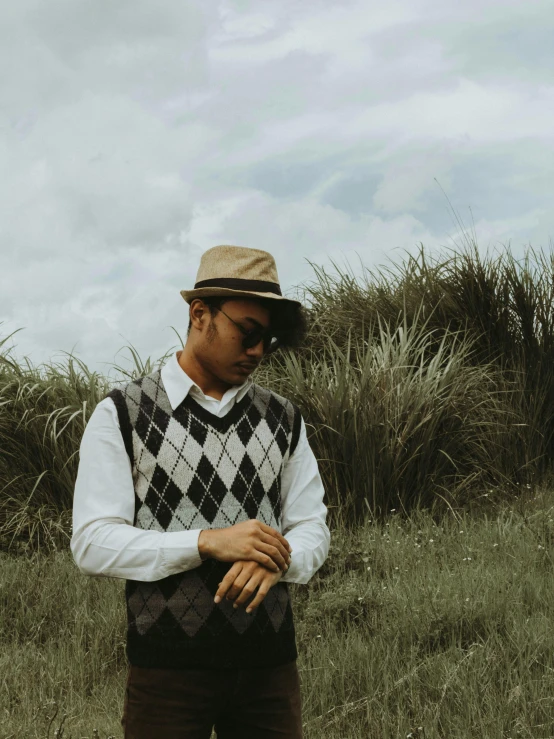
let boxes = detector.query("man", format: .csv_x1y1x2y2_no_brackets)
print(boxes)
71,244,330,738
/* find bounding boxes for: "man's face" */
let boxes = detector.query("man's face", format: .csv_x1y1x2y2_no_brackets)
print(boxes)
191,298,272,385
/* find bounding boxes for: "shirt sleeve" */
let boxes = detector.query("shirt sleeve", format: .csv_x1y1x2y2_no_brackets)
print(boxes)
278,415,331,585
70,397,204,581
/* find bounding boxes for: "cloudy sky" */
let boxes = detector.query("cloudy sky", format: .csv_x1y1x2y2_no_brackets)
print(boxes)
2,0,553,376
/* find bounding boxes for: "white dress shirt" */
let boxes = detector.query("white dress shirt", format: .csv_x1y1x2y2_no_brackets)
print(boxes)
71,350,330,585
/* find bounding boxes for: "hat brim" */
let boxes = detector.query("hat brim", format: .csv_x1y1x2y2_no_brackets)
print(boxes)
180,287,302,307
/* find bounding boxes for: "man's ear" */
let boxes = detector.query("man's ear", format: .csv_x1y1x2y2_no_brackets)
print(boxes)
189,299,209,330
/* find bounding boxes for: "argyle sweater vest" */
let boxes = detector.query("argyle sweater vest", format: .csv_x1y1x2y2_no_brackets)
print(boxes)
105,369,302,670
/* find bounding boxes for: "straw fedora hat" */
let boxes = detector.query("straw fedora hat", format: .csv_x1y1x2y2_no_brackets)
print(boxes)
180,245,302,307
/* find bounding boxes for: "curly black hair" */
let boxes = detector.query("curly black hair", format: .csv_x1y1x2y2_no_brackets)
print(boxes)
186,295,308,352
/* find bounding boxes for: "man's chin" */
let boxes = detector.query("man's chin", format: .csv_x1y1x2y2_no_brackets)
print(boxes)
234,365,255,379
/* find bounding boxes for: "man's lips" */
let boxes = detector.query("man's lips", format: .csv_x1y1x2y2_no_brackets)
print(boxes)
237,363,258,370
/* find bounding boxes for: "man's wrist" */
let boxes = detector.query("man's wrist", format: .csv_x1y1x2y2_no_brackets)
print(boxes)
198,529,211,561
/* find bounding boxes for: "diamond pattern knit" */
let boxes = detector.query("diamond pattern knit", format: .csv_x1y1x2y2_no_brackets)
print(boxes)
105,369,302,670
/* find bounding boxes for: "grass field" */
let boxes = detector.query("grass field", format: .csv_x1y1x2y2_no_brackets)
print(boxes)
3,485,554,739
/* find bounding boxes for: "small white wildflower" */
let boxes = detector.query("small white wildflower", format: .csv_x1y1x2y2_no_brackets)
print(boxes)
390,508,396,512
367,566,371,570
429,539,434,543
358,597,363,601
394,566,399,570
465,598,470,602
459,530,464,534
493,543,498,547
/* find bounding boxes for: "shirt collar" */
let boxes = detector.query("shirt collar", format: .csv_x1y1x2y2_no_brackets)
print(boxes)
161,350,253,411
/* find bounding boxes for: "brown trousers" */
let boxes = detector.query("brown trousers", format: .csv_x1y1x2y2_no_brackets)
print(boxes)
121,660,303,738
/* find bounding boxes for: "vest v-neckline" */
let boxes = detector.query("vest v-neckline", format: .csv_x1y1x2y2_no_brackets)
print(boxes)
181,385,256,431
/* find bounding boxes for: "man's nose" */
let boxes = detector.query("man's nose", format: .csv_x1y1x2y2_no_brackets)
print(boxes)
245,339,265,359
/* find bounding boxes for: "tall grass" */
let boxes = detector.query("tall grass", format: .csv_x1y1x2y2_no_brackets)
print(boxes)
2,242,554,549
295,242,554,485
258,309,513,524
0,330,176,554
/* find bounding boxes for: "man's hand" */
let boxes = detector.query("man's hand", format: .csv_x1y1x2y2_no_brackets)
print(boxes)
214,560,284,614
198,520,292,573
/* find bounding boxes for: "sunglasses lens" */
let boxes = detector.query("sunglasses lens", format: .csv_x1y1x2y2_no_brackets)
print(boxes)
242,331,279,352
242,331,264,350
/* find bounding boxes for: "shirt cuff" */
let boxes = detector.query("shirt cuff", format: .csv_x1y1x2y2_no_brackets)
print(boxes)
279,550,307,583
160,529,203,576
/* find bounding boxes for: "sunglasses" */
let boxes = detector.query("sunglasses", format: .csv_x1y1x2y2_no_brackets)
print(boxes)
215,307,281,354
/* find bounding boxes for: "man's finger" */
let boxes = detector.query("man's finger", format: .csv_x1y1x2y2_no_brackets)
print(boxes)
233,587,257,608
214,575,235,602
214,563,243,603
226,572,253,601
260,522,292,553
245,585,269,613
233,574,262,607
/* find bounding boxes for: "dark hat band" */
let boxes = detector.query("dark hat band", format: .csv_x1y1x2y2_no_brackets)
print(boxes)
193,277,282,295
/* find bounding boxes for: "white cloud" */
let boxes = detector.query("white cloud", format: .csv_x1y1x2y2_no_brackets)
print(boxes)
342,78,554,144
1,0,553,375
187,189,443,288
372,142,460,214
